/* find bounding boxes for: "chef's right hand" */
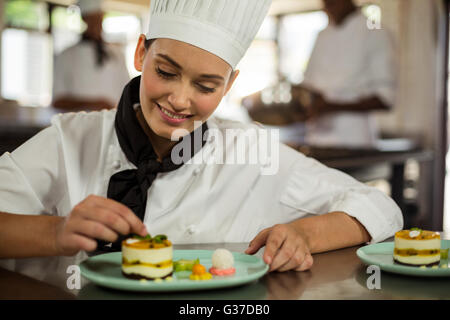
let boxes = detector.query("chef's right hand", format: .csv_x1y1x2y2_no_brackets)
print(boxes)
54,194,148,256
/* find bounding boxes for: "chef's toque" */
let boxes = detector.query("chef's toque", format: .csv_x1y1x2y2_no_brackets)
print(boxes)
146,0,272,69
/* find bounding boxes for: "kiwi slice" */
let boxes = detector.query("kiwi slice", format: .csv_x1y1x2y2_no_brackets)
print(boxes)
173,258,200,272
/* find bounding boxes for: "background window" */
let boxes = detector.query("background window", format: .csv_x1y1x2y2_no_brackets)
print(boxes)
51,5,83,55
1,0,51,107
102,12,141,78
5,0,49,31
214,16,278,121
278,11,328,84
52,6,140,77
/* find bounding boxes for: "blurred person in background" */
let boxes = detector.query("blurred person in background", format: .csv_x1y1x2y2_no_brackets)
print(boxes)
52,0,130,111
293,0,396,148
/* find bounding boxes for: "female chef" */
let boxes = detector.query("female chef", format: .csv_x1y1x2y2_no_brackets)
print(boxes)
0,0,402,283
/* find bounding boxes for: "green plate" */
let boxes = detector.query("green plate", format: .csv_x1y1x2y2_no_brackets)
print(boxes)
356,240,450,277
79,250,269,292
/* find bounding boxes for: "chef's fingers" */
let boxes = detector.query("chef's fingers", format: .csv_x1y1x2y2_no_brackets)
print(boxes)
64,233,98,253
77,206,131,236
245,227,271,255
276,249,307,272
262,225,289,267
85,195,147,236
266,233,296,272
69,217,118,244
294,253,314,272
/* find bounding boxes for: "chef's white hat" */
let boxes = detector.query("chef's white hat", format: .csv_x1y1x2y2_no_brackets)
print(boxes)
146,0,272,69
78,0,103,16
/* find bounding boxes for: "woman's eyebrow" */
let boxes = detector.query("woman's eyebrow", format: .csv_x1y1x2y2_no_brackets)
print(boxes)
157,53,224,82
157,54,182,69
198,74,224,82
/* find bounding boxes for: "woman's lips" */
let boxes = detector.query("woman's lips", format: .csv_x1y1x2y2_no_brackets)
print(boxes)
156,103,193,124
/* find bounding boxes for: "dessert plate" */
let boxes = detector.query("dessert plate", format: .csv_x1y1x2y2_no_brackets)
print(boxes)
79,249,269,292
356,240,450,277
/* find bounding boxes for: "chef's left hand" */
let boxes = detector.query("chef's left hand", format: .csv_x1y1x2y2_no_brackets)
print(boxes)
245,224,313,272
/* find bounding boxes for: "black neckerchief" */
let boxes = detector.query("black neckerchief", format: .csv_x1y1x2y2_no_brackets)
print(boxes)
99,76,208,252
81,33,110,67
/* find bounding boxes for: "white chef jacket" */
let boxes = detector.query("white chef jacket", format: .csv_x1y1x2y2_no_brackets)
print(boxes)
53,41,131,106
0,109,402,286
303,10,396,148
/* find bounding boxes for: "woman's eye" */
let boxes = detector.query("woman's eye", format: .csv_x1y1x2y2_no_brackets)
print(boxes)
156,67,176,78
197,84,216,93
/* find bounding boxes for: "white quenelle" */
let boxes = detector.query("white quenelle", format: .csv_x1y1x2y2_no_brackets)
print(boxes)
211,249,235,270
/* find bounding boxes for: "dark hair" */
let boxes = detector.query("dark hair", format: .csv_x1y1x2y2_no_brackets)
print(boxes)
144,39,155,50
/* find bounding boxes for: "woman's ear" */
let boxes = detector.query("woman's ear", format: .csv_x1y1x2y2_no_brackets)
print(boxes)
224,69,240,96
134,34,147,72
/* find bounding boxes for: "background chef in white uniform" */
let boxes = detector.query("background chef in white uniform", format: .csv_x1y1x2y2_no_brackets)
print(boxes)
0,0,402,286
296,0,396,148
52,0,130,111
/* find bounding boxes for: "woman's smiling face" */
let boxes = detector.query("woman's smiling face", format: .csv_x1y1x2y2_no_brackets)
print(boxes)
134,36,238,140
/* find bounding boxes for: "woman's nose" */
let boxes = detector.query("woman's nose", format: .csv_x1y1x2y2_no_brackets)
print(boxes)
167,83,192,111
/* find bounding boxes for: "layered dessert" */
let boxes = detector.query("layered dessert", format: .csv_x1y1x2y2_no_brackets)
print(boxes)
122,234,173,279
393,229,441,266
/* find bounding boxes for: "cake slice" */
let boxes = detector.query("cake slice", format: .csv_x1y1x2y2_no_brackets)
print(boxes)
393,229,441,266
122,234,173,280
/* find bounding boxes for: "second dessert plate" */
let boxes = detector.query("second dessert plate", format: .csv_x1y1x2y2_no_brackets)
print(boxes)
79,249,269,292
356,240,450,277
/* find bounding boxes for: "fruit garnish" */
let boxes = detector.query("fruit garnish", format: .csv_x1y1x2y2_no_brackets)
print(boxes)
189,273,212,281
192,263,207,275
173,258,200,272
131,234,168,243
410,227,422,232
409,230,421,238
153,234,168,243
189,263,212,281
132,234,152,240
